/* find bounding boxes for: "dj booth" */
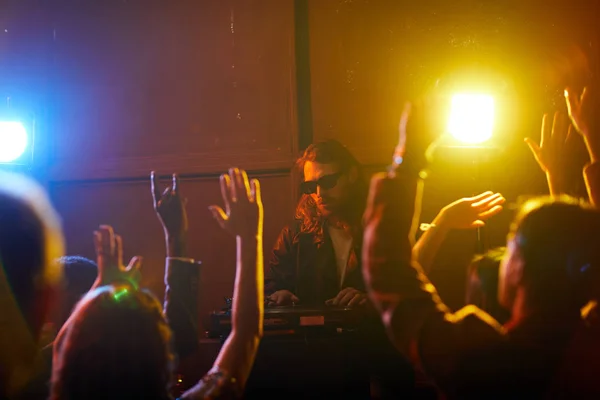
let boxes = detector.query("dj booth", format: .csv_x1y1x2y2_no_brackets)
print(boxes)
207,302,422,399
208,303,368,339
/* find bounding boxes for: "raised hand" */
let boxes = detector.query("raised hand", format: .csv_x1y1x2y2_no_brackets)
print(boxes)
209,168,263,239
436,191,505,230
151,171,188,241
525,112,574,173
566,87,594,137
525,112,583,196
414,191,504,273
394,96,448,172
566,86,600,163
92,225,142,290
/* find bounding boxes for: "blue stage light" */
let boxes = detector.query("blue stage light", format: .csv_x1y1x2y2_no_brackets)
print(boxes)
0,121,28,163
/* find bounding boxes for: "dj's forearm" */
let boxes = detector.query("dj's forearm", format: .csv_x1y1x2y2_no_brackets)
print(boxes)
213,236,263,388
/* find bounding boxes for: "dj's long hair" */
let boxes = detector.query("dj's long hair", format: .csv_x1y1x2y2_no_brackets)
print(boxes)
294,140,368,241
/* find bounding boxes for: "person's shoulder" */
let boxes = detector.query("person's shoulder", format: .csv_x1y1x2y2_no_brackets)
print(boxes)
417,306,507,394
450,305,504,328
446,305,507,348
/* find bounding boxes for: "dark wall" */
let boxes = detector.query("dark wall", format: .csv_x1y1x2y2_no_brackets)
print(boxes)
0,0,299,325
1,0,599,324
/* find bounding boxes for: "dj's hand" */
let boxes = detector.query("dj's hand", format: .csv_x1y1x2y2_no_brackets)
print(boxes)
267,290,299,306
326,287,367,307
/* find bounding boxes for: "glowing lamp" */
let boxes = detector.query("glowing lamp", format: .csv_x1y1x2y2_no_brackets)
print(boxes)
0,121,28,163
447,94,495,144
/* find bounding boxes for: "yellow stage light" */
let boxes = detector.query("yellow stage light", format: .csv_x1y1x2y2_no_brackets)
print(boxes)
447,93,495,144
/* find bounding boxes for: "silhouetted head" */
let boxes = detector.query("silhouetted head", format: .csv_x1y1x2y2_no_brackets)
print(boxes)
0,171,64,392
499,196,600,317
51,285,173,400
295,140,367,233
53,256,97,327
467,247,510,324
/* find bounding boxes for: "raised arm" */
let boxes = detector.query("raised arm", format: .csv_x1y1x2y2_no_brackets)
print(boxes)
362,101,505,394
151,172,200,360
181,168,263,399
363,164,445,355
413,192,504,273
566,86,600,206
363,101,448,353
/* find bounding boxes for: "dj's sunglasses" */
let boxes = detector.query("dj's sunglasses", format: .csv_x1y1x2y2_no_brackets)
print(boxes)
300,172,343,195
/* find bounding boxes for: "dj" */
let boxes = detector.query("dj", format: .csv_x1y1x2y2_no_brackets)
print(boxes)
264,140,422,398
266,139,368,307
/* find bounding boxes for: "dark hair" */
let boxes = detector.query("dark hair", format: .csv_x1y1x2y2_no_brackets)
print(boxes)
294,140,367,237
0,172,64,337
467,247,510,324
0,193,45,328
51,285,174,400
55,256,98,326
512,196,600,312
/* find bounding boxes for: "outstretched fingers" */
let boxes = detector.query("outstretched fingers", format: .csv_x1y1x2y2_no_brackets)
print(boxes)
228,168,239,203
565,86,590,136
565,86,582,119
250,178,262,205
472,193,505,222
469,191,494,203
524,137,543,166
209,205,229,231
172,173,180,195
239,169,253,202
471,192,504,209
93,230,103,257
150,171,161,208
478,205,504,220
220,174,232,215
98,225,116,256
114,234,124,268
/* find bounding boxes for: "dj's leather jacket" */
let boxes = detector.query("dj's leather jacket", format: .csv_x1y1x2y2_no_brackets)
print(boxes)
266,220,365,305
